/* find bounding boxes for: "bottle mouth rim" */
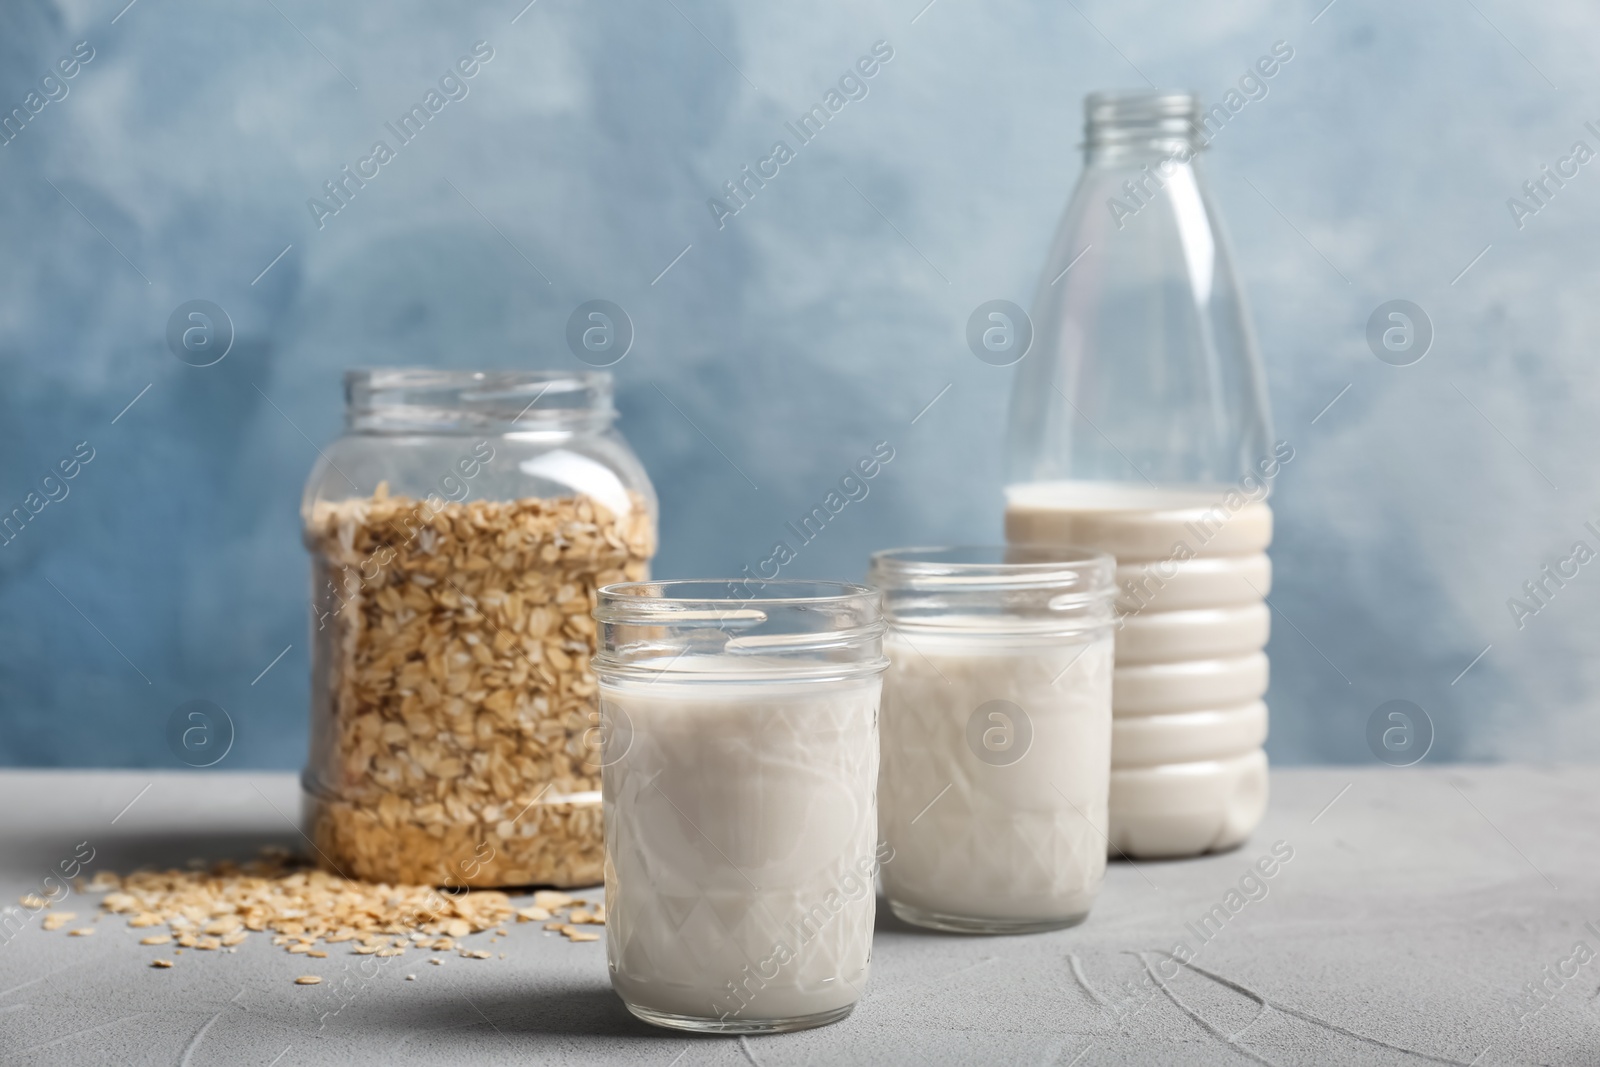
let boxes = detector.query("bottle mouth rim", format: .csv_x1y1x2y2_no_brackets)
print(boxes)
1085,90,1199,118
1084,90,1204,150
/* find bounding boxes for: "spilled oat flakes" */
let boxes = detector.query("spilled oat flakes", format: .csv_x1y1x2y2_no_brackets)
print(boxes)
44,852,606,971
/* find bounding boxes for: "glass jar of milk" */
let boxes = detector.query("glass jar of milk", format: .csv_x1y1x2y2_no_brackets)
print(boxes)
869,547,1116,934
592,580,888,1034
1006,91,1278,859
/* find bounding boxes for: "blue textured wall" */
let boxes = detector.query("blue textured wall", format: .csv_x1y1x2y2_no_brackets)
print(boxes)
0,0,1591,767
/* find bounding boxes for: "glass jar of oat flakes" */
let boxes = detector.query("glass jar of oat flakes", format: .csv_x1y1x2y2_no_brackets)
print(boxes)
300,369,656,888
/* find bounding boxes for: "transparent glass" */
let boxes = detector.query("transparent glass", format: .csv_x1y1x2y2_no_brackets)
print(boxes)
867,547,1116,933
300,369,656,889
1007,91,1272,488
592,580,887,1034
1004,93,1276,860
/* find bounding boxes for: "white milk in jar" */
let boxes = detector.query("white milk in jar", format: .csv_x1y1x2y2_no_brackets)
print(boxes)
869,547,1117,933
592,580,886,1034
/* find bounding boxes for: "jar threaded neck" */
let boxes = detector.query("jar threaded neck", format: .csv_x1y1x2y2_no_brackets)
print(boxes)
343,369,613,433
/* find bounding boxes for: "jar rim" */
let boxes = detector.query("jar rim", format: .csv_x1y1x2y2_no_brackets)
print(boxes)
593,579,887,680
596,578,878,616
344,367,611,392
343,368,613,432
869,545,1115,590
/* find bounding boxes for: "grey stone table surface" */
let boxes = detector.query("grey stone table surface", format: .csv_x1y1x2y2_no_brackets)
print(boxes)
1,766,1597,1066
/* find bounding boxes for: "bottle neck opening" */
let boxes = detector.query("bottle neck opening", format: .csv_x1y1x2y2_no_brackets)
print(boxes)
344,369,614,434
1083,90,1206,164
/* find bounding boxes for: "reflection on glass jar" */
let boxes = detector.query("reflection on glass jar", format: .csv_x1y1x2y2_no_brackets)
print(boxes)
300,369,656,888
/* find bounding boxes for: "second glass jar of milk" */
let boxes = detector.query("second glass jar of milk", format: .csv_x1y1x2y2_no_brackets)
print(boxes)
1006,90,1279,859
870,547,1116,934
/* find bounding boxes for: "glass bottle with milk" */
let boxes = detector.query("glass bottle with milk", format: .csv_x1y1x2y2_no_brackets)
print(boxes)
1005,91,1280,859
